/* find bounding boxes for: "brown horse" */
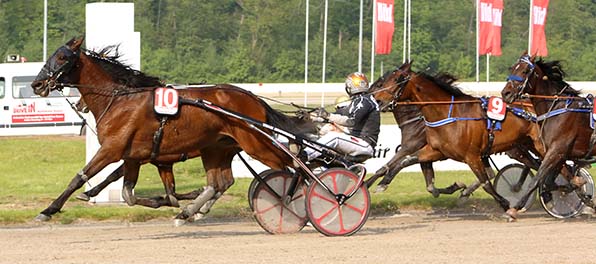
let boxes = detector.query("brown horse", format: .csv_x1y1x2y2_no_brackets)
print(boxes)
366,67,543,203
30,37,316,222
501,53,594,218
366,75,467,198
368,61,545,216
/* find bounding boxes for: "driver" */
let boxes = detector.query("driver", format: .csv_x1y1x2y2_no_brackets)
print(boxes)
305,72,380,161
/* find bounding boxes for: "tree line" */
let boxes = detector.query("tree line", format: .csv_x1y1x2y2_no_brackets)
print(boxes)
0,0,594,84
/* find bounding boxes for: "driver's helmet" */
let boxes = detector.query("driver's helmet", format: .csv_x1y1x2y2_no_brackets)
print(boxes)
334,95,350,109
345,72,369,96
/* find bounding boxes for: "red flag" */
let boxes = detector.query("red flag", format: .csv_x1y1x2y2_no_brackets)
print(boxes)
531,0,549,56
375,0,394,55
478,0,503,56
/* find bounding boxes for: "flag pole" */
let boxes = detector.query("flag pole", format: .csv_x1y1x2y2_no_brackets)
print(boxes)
371,0,376,80
402,0,407,63
304,0,309,107
407,0,411,61
528,0,533,54
43,0,48,62
486,54,490,83
358,0,363,73
321,0,328,107
475,0,479,83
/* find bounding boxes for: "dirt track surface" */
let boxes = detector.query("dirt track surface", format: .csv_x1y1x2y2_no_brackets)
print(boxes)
2,210,596,264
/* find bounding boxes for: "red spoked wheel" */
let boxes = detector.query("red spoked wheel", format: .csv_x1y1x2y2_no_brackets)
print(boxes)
306,168,370,236
251,170,308,234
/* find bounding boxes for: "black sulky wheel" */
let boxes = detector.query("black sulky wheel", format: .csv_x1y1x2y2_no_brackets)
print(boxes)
494,163,536,210
305,168,370,236
251,170,308,234
539,168,594,219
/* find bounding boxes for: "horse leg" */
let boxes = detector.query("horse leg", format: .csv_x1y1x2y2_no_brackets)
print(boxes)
174,147,236,225
76,164,124,201
506,151,565,220
118,160,174,209
368,146,420,191
458,157,495,204
36,147,121,221
122,160,140,206
373,154,420,193
464,157,511,214
155,164,179,207
420,162,467,198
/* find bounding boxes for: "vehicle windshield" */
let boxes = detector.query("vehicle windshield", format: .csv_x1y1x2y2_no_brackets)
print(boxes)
12,76,80,98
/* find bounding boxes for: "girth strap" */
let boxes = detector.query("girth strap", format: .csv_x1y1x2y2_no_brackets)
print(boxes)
151,116,168,162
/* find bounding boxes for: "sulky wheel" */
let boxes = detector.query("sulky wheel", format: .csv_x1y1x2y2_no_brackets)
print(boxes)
494,163,536,210
251,170,308,234
305,168,370,236
247,169,277,210
539,168,595,219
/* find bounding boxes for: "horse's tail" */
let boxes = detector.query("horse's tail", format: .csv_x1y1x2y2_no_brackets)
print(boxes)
261,102,318,137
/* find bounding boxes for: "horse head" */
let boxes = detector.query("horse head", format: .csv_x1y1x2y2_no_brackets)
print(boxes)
501,52,539,103
369,60,414,110
31,37,84,97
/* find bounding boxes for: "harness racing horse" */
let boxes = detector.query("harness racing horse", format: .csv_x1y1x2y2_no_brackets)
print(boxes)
500,53,595,219
30,37,317,223
366,75,467,198
366,65,543,202
368,61,545,217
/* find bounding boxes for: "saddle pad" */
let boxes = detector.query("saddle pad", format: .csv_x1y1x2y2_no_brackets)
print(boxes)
154,87,179,115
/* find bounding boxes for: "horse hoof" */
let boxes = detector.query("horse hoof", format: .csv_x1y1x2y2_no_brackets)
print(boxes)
505,208,518,221
34,214,51,222
518,207,527,214
76,193,90,201
456,195,470,207
375,184,388,193
193,213,206,221
167,195,180,208
430,189,440,198
571,176,587,188
173,219,187,227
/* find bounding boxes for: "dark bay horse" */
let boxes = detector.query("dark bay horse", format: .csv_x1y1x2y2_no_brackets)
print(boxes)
366,76,468,198
368,61,545,216
30,37,316,222
501,53,594,219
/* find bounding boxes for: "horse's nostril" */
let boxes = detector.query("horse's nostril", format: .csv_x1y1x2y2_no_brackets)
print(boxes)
31,81,42,89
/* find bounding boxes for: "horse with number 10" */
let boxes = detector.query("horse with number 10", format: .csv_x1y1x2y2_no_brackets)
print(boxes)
30,37,321,229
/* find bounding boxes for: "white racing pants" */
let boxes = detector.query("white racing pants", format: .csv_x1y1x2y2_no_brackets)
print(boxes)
305,131,374,161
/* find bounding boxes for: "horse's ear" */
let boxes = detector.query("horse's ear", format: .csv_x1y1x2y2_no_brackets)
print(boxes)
66,36,84,51
529,55,537,63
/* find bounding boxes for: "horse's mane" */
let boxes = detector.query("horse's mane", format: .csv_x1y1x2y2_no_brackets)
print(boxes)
535,59,580,96
84,46,164,88
417,72,467,96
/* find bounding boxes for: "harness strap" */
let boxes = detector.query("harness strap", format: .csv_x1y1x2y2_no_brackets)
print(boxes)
535,107,590,122
424,96,482,127
150,116,169,162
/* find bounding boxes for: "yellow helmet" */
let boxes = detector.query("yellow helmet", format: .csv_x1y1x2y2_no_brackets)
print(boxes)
345,72,369,96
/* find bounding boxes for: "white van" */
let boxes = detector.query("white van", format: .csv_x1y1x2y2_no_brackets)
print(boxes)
0,61,83,136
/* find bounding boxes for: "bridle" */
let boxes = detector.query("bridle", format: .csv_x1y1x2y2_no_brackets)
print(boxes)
369,67,412,111
506,55,536,100
39,45,81,93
